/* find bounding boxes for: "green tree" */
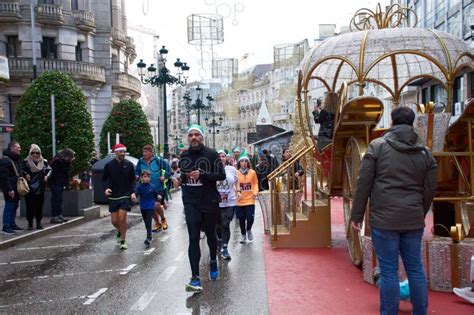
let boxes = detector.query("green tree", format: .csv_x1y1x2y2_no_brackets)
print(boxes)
13,71,95,176
99,99,153,158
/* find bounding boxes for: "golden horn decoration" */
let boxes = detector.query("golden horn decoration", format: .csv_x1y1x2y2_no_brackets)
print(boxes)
349,2,418,32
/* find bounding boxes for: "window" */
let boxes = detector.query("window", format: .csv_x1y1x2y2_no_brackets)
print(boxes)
6,35,21,58
71,0,79,10
462,2,472,38
421,87,428,104
41,37,57,59
453,75,465,104
39,0,55,4
75,42,82,61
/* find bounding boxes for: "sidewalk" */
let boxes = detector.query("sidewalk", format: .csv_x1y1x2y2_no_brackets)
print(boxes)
0,197,102,249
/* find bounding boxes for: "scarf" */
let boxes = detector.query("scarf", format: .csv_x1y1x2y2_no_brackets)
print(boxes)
25,144,45,173
240,167,249,175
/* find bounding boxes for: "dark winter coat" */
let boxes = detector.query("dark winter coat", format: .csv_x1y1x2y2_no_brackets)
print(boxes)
313,109,335,139
48,158,71,187
22,159,50,195
350,124,438,231
0,149,23,201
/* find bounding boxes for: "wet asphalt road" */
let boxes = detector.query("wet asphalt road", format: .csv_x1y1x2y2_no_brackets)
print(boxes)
0,191,268,314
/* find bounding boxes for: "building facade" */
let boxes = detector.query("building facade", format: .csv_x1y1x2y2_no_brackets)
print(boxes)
0,0,140,149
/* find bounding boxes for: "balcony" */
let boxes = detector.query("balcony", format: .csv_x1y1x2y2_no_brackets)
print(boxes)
36,4,63,25
8,58,105,85
111,28,126,47
0,2,21,23
73,10,95,32
112,72,141,98
125,36,136,63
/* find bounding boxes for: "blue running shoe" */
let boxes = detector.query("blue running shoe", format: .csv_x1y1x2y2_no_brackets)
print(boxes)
209,260,218,281
185,277,203,292
221,247,231,260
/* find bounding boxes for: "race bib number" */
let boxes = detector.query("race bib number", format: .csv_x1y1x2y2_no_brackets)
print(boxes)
220,193,228,203
240,182,252,191
187,178,203,186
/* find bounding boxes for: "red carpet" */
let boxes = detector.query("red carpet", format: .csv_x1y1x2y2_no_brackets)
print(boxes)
263,198,474,314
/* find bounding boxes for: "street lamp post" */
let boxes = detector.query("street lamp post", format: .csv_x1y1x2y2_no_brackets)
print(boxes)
182,86,213,125
205,111,223,148
137,46,189,157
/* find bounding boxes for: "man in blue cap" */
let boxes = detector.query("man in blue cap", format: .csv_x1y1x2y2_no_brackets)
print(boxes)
179,124,226,292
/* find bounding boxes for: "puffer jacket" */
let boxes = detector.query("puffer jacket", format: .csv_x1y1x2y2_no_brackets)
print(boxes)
0,149,23,201
350,124,438,230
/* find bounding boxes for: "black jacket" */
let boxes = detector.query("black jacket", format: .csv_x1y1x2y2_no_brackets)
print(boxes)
102,158,135,198
0,149,23,200
179,145,226,207
22,159,50,195
256,161,271,191
313,109,335,139
48,157,71,187
350,124,438,230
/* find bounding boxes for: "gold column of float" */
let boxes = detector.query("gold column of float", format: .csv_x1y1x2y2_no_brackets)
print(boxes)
429,29,454,113
358,31,369,96
390,55,400,106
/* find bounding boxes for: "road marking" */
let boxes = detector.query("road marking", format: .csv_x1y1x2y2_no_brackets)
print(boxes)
160,266,177,282
144,247,156,255
50,232,108,239
160,235,170,242
83,288,108,305
119,264,137,275
129,291,157,311
174,250,186,262
16,244,81,251
5,265,138,282
10,259,47,264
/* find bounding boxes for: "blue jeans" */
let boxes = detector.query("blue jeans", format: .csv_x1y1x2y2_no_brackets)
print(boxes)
371,227,427,315
3,199,19,229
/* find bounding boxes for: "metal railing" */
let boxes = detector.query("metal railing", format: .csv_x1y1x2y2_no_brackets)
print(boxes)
8,58,105,83
267,144,315,239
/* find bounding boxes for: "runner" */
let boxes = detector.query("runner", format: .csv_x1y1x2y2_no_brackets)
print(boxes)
179,124,225,292
236,153,259,244
133,169,159,246
216,149,238,260
102,144,136,250
135,145,170,232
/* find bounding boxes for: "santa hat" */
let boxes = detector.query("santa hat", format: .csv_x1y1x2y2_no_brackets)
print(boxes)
232,146,241,153
113,143,127,152
217,149,226,155
187,124,205,137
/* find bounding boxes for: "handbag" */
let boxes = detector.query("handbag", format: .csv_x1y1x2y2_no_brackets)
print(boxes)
6,157,30,196
29,174,41,194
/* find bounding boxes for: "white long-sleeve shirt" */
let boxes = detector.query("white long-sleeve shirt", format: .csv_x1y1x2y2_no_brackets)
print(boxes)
217,165,238,208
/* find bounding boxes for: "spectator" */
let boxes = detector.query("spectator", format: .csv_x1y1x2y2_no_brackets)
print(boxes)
312,93,337,150
48,148,75,224
255,153,271,191
350,106,437,315
281,148,304,190
0,141,24,234
22,144,50,230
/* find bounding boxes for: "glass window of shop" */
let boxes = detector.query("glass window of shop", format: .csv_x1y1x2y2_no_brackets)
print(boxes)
435,0,446,20
448,0,461,10
430,84,447,111
462,2,472,39
453,75,465,104
447,11,462,37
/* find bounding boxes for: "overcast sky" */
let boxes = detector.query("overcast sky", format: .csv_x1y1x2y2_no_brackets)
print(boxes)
126,0,389,81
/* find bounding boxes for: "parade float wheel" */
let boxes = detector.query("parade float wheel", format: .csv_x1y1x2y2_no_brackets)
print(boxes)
342,137,367,267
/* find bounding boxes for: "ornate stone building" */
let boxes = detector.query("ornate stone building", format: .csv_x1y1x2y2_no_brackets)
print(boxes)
0,0,139,148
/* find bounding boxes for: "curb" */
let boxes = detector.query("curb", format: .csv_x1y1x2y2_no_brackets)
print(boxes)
0,205,101,250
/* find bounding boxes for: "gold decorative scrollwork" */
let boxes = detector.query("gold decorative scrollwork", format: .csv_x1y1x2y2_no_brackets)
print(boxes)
349,3,417,32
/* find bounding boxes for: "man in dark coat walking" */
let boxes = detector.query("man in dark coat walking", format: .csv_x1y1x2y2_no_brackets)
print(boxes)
0,141,24,234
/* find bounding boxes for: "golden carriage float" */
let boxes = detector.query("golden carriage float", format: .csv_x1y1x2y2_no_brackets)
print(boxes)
260,4,474,291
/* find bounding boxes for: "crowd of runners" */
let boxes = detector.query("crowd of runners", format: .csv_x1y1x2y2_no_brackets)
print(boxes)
102,124,271,292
